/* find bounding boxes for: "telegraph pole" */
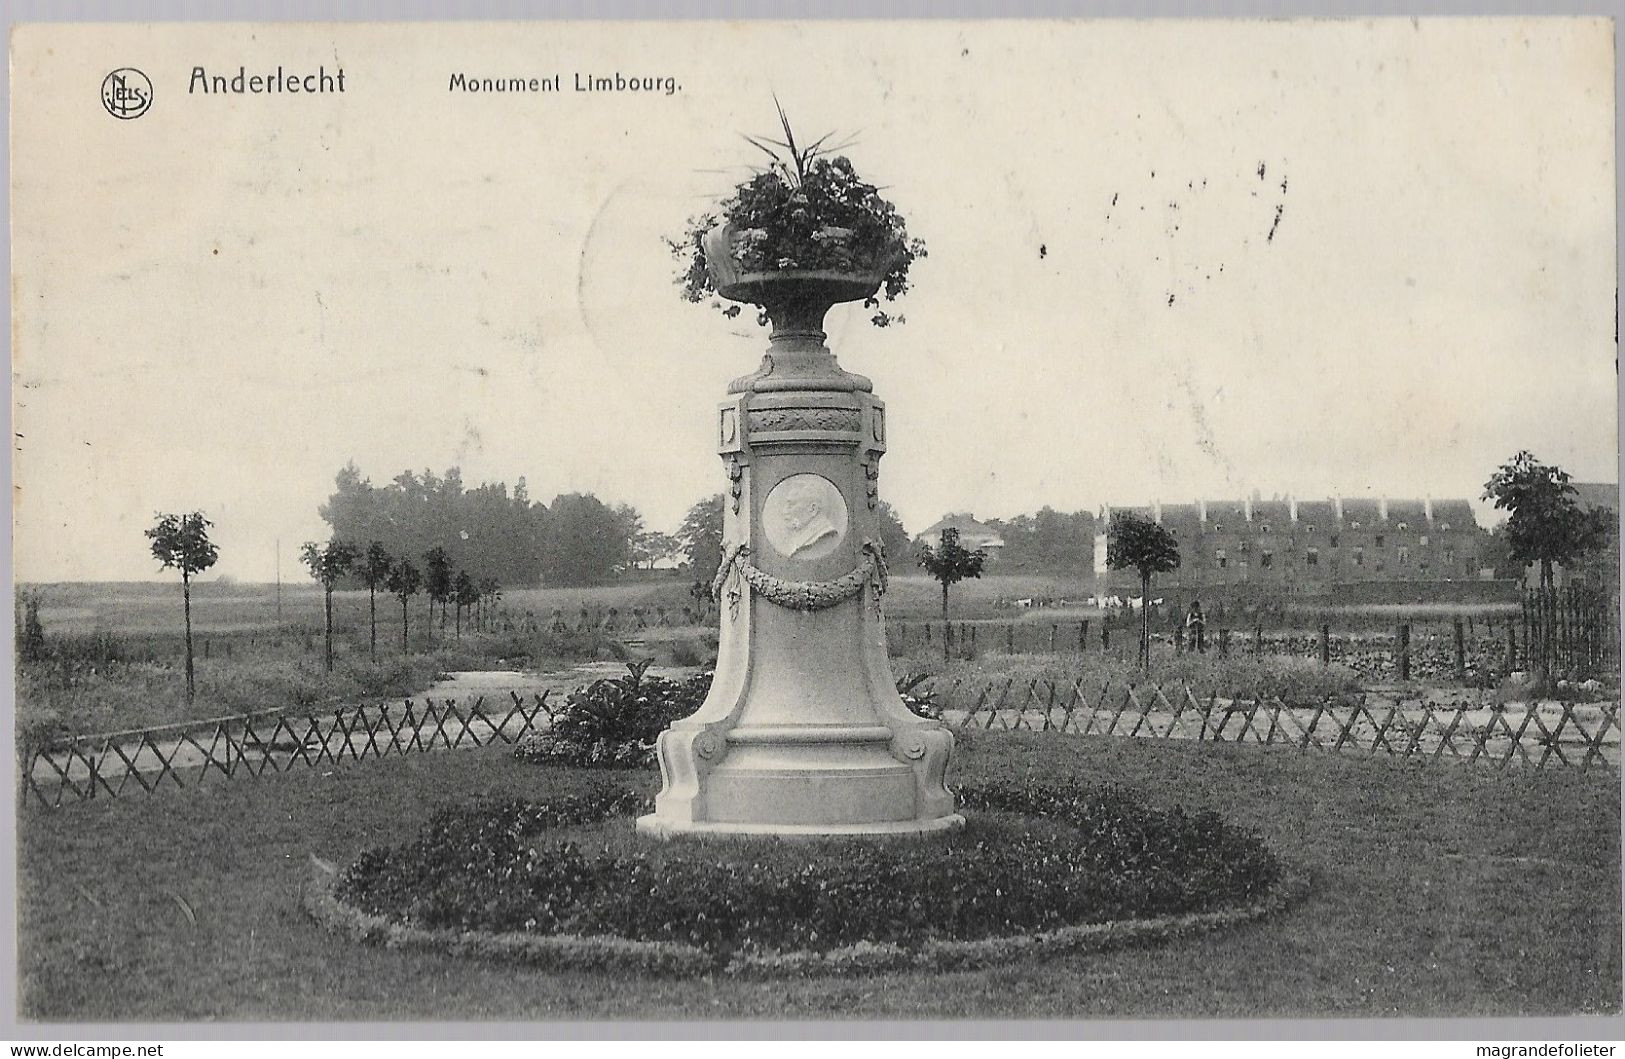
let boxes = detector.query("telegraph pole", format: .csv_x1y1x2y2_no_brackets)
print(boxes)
275,537,282,623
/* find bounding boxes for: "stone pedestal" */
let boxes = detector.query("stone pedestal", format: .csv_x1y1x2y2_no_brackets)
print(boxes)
637,269,961,838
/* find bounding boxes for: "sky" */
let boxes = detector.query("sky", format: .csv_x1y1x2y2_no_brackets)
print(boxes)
10,18,1617,582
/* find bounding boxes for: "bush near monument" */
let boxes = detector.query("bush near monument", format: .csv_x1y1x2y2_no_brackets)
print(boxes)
332,779,1283,968
514,664,714,769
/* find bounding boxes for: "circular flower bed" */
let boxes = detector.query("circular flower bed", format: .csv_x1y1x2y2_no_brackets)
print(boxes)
308,781,1299,977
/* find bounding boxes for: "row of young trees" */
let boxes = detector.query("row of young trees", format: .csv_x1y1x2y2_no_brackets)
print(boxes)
300,539,503,671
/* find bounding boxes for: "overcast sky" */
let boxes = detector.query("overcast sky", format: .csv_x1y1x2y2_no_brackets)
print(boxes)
11,18,1617,582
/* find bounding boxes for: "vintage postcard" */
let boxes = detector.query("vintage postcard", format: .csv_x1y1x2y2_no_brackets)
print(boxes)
8,17,1620,1032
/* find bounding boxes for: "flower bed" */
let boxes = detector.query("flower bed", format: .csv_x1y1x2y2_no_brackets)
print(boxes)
316,780,1295,976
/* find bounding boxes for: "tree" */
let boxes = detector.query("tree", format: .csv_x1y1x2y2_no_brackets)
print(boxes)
633,530,679,571
453,570,478,639
1484,451,1611,593
678,494,727,584
385,558,422,652
1484,451,1613,674
1106,511,1181,670
917,527,987,620
145,512,220,704
423,546,452,643
477,576,502,630
301,539,358,673
875,501,913,566
541,493,637,585
360,541,392,661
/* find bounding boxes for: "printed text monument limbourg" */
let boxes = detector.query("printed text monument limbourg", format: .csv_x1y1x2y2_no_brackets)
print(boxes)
448,72,680,95
189,66,346,94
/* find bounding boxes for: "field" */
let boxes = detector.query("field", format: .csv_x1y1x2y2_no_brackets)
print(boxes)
15,576,1611,740
17,732,1619,1021
13,578,714,738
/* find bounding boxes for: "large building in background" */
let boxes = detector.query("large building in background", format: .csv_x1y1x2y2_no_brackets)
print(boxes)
1096,493,1493,599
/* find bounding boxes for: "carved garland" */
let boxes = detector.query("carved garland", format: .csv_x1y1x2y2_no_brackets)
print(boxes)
711,539,888,617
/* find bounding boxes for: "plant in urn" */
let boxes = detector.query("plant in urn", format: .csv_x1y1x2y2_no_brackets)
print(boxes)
638,108,959,837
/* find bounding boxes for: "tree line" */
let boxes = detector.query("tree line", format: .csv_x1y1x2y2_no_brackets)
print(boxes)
319,464,677,587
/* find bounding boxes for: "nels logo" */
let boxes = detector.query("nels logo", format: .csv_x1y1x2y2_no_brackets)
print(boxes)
101,68,153,119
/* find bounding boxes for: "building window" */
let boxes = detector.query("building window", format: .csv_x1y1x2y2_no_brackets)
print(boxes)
1397,521,1408,532
1351,520,1362,529
1261,523,1271,534
1443,549,1455,565
1261,551,1274,568
1419,534,1429,546
1375,534,1385,547
1213,523,1222,534
1441,522,1451,532
1330,534,1340,548
1376,560,1386,573
1238,541,1251,555
1306,524,1316,534
1354,547,1364,566
1397,546,1410,564
1215,549,1228,569
1306,548,1319,566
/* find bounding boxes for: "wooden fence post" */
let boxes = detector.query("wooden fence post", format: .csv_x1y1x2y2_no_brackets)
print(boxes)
1252,621,1263,657
1506,623,1518,674
1219,627,1230,658
1101,622,1110,653
1319,623,1330,666
1453,618,1466,683
1050,624,1058,653
1007,624,1015,654
1398,622,1411,682
1079,620,1088,653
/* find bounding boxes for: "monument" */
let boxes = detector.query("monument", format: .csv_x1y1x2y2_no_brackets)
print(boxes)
636,222,962,837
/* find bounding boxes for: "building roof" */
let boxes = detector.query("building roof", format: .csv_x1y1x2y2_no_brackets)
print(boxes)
1572,482,1620,513
915,513,1005,545
1102,496,1484,531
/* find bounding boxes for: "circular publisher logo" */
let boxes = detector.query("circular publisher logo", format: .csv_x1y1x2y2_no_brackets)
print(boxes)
101,68,153,119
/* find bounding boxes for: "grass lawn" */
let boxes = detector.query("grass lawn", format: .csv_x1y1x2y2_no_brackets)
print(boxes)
17,732,1620,1022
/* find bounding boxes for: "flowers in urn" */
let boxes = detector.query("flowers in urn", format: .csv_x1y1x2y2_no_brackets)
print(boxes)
669,102,927,327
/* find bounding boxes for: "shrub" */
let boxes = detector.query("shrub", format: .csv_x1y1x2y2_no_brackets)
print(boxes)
514,663,714,769
334,780,1283,968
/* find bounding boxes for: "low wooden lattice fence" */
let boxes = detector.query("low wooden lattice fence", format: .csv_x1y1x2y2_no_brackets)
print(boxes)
919,676,1621,772
22,678,1621,810
21,692,557,810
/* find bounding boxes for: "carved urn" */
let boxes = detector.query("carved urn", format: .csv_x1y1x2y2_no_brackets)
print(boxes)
635,226,961,837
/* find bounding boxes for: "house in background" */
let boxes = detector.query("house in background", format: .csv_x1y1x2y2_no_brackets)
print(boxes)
914,513,1005,559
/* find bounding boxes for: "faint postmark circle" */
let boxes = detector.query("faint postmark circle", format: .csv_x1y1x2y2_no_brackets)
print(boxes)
101,68,153,120
762,474,848,562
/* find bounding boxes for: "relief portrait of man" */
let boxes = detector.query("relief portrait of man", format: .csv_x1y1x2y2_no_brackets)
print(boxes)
766,475,847,559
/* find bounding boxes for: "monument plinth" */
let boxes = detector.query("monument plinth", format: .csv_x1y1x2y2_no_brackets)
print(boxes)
636,231,961,837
